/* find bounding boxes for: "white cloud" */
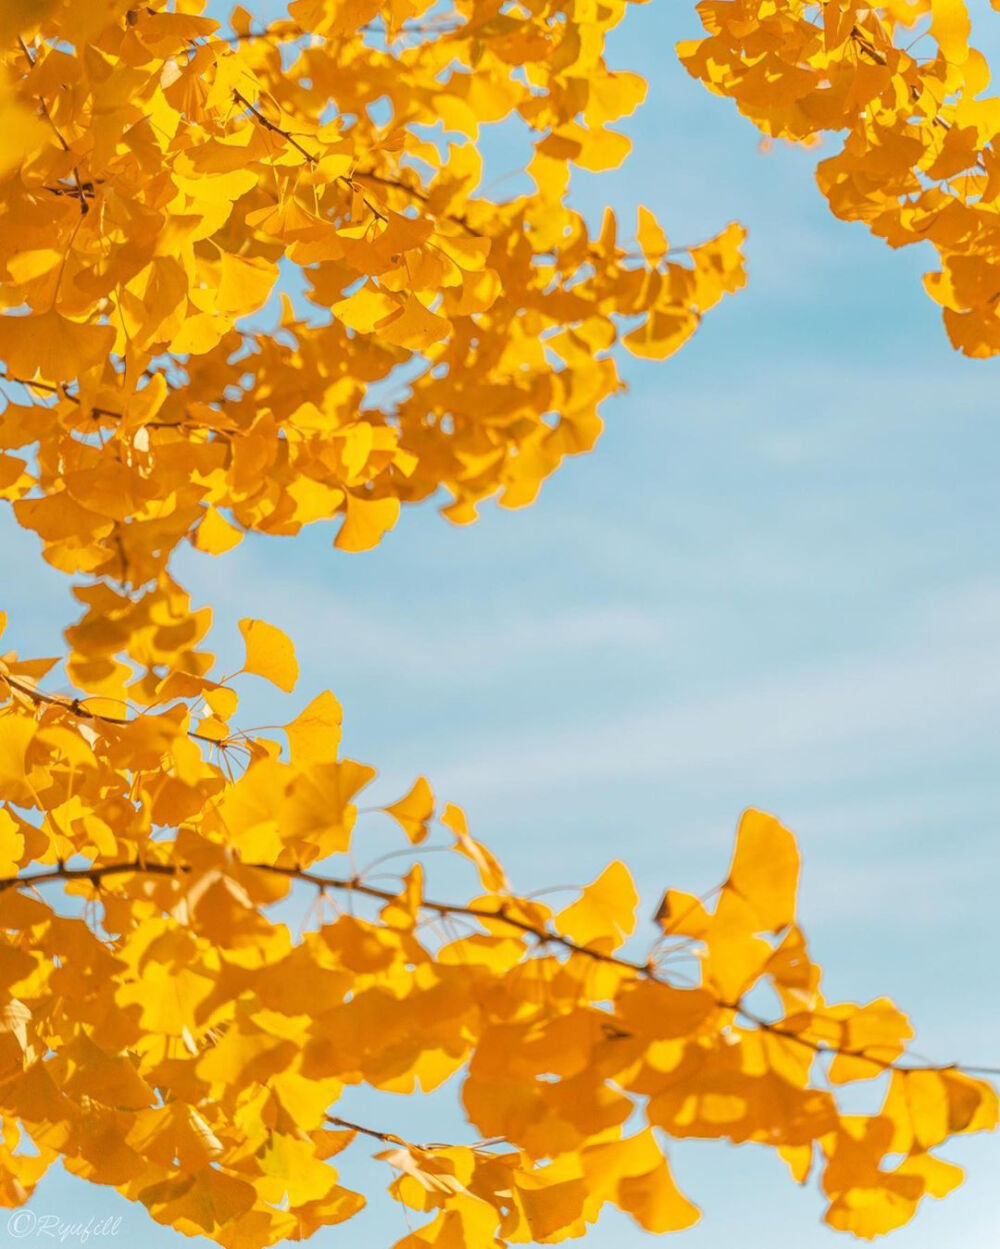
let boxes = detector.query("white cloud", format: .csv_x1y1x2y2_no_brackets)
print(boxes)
431,579,1000,808
177,548,672,681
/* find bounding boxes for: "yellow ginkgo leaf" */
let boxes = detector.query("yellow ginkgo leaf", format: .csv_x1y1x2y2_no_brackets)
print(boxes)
0,715,35,806
725,808,799,934
582,1131,699,1232
636,205,668,264
332,283,399,334
703,887,773,1001
138,1167,257,1234
622,308,697,360
238,618,299,693
0,311,115,384
334,492,400,552
285,690,343,766
931,0,970,63
216,253,280,318
6,249,63,284
556,860,638,952
0,808,24,876
654,888,711,938
442,803,509,893
375,294,452,352
192,507,243,555
383,776,434,844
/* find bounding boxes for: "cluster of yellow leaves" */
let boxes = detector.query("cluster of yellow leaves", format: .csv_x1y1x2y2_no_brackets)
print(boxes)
682,0,1000,355
0,1,994,1245
0,614,995,1245
0,0,745,616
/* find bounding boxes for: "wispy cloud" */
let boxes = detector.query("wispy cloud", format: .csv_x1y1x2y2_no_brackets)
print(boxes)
177,544,673,686
431,579,1000,808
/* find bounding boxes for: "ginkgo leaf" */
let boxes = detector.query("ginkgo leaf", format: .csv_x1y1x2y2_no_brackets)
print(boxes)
654,888,710,938
931,0,971,63
192,507,243,555
257,1132,342,1207
0,715,35,806
375,295,452,352
289,0,380,37
379,863,423,930
726,808,799,933
0,808,24,876
556,860,638,952
896,1153,964,1200
383,777,434,844
332,284,399,334
623,308,697,360
334,493,400,552
442,803,508,893
238,618,299,693
285,690,343,766
168,312,226,356
0,312,115,383
116,959,215,1038
282,759,375,857
620,1159,699,1231
62,1036,155,1109
196,1023,296,1089
139,1168,257,1234
6,249,63,284
636,206,668,264
216,254,280,318
581,1130,699,1232
704,888,774,1001
378,1144,472,1196
514,1168,588,1240
828,998,915,1083
127,1104,223,1172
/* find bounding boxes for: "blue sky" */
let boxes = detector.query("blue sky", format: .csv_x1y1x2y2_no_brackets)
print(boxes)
4,0,1000,1245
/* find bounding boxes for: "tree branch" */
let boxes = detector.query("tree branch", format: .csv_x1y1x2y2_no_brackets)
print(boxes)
1,853,996,1078
1,671,235,750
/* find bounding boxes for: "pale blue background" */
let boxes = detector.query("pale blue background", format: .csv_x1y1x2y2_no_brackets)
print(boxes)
3,0,1000,1244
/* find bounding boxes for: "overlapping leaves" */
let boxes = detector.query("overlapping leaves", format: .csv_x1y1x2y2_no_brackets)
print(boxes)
0,1,993,1245
0,0,744,648
682,0,1000,355
0,617,995,1244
